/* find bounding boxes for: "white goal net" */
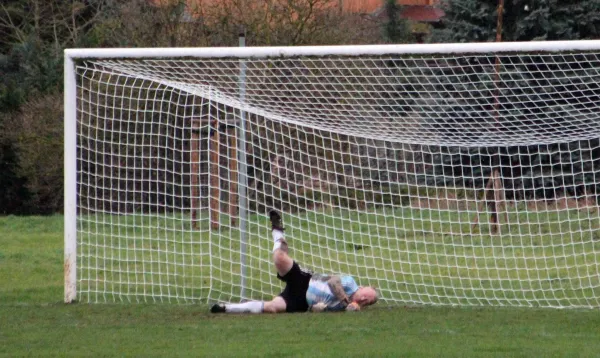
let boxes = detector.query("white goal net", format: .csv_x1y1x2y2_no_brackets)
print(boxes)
65,41,600,308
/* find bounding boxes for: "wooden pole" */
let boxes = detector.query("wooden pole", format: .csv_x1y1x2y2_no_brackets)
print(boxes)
493,167,510,232
490,0,506,234
191,119,201,229
472,0,507,235
228,127,238,226
493,0,505,117
210,119,220,230
472,171,496,232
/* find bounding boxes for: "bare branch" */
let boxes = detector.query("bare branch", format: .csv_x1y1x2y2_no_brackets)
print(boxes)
0,3,28,44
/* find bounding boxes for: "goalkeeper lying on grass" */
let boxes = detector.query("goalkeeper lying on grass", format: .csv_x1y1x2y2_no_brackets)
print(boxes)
211,210,378,314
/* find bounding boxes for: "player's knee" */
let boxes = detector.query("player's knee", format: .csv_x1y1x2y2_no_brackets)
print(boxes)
272,249,288,265
273,252,293,276
263,300,286,313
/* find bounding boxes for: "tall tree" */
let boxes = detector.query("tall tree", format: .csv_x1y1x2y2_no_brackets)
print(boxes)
419,0,600,203
0,0,111,215
205,0,377,46
382,0,412,43
432,0,600,42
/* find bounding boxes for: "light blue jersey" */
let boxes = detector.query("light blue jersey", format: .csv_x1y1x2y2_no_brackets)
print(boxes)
305,275,359,311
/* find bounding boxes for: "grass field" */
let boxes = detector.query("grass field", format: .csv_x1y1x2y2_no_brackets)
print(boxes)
74,207,600,307
3,214,600,357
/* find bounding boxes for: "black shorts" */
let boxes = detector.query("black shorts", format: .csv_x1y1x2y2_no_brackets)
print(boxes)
277,261,312,313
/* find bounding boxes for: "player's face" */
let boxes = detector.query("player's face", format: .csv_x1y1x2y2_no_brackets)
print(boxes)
355,286,378,306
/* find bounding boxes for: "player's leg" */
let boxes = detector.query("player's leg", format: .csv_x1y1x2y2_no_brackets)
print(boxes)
270,210,312,312
270,210,293,277
273,247,293,277
210,211,298,314
210,296,286,314
262,296,287,313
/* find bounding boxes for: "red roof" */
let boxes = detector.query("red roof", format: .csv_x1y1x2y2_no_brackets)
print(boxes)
342,0,441,13
149,0,444,22
399,5,445,22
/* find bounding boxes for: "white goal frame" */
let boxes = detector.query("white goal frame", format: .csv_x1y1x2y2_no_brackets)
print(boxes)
64,40,600,304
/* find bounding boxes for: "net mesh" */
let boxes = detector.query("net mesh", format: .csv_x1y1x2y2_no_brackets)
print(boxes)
73,47,600,307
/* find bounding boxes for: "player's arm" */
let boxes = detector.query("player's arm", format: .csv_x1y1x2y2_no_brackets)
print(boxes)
326,275,351,307
307,274,358,312
327,276,360,311
310,300,358,312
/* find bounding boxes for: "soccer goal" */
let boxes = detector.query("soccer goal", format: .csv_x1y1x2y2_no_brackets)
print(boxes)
65,40,600,308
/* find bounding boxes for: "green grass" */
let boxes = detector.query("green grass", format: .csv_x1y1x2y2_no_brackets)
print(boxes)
74,207,600,307
2,214,600,357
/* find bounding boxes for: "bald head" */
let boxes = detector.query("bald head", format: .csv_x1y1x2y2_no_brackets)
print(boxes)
352,286,378,307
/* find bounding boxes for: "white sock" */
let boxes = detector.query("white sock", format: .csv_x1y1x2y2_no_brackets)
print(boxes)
272,230,284,252
272,229,284,242
225,301,264,313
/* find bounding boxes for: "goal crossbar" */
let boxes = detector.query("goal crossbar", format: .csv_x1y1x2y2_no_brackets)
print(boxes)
65,40,600,59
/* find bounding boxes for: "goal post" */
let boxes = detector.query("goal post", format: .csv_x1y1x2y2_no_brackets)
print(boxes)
64,55,77,303
64,40,600,307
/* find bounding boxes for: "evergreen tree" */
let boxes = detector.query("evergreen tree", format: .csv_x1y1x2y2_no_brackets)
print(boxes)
432,0,600,43
382,0,412,43
395,0,600,200
0,140,30,215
